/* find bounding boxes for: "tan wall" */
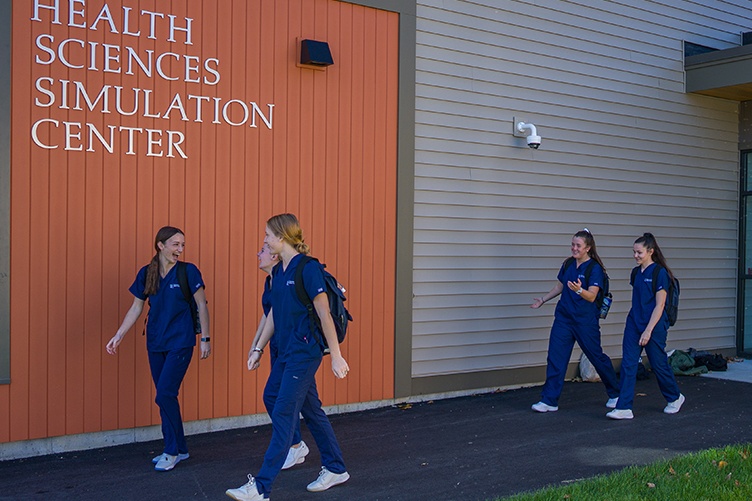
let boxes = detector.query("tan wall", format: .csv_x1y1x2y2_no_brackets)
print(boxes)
1,0,398,443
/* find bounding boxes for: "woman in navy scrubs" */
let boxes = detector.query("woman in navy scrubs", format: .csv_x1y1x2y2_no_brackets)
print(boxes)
250,244,308,470
607,233,684,420
530,229,619,412
106,226,210,471
226,214,350,501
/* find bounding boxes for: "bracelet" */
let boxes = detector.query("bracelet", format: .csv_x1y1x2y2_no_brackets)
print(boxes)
253,347,264,354
576,288,583,295
200,337,210,342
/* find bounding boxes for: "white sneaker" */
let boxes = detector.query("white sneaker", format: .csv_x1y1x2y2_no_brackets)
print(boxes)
606,409,634,420
282,441,309,470
606,398,618,409
664,393,685,414
152,452,189,464
306,466,350,492
531,401,558,413
154,453,183,472
226,474,266,501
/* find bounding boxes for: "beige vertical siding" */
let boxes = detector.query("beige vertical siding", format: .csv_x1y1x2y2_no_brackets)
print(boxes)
412,0,747,378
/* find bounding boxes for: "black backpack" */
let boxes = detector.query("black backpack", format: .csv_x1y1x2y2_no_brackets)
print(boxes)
293,255,353,354
564,257,610,309
176,261,201,334
630,264,680,327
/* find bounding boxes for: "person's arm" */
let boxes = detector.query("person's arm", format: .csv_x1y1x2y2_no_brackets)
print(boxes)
639,289,667,346
106,297,145,354
195,287,211,359
313,293,349,379
531,281,564,309
248,309,274,370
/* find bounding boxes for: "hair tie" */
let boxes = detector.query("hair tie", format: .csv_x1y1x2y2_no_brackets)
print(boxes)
583,227,590,233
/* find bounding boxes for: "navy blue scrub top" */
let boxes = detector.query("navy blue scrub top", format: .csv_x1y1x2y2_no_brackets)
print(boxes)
130,262,205,352
270,254,328,362
629,263,669,332
555,258,603,323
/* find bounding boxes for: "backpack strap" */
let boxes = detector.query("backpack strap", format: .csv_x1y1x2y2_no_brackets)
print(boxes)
176,262,200,334
293,255,323,345
630,266,639,286
651,264,663,296
583,259,596,286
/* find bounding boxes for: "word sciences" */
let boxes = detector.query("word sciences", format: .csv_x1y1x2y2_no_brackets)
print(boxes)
29,0,275,159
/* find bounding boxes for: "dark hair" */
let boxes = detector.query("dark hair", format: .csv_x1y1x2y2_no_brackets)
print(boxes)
573,229,606,272
634,232,675,282
144,226,184,296
267,213,310,255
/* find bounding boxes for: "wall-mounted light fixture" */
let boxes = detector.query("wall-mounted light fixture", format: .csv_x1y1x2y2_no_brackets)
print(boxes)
516,121,541,149
300,39,334,67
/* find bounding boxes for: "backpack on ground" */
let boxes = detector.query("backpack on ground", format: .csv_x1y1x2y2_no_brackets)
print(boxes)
294,255,353,354
176,261,201,334
564,257,611,313
630,264,680,327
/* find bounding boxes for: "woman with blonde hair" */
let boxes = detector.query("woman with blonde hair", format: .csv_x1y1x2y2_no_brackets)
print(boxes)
227,214,350,501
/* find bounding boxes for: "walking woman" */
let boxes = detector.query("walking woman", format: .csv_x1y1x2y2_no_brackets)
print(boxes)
226,214,349,501
106,226,210,471
607,233,684,420
250,244,309,470
530,229,619,412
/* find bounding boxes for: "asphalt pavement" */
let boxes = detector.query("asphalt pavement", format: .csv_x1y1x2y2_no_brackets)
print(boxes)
1,371,751,501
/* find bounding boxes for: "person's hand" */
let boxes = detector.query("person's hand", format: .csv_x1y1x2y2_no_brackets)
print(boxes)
567,279,582,292
531,297,545,309
639,330,652,347
248,350,262,371
199,341,211,359
331,355,350,379
105,334,124,355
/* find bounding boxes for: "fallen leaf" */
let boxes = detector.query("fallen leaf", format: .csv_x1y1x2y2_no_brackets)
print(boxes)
647,482,655,488
668,466,676,475
741,450,750,460
397,403,412,410
718,461,728,469
727,472,732,480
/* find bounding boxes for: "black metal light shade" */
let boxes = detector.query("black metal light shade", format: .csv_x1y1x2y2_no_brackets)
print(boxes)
300,39,334,66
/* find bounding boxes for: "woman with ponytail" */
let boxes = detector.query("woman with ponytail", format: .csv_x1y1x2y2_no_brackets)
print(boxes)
106,226,210,471
607,233,684,420
226,213,350,501
530,229,619,413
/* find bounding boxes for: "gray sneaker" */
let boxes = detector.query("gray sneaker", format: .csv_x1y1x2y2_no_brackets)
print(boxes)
152,452,189,464
306,466,350,492
282,441,309,470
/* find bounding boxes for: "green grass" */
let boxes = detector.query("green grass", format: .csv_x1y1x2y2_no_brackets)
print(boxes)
499,444,752,501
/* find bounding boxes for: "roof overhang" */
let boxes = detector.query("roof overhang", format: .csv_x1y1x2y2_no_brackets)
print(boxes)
685,43,752,101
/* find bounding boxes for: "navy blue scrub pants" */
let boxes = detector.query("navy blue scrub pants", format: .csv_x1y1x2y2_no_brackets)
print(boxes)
148,347,193,456
266,350,302,446
616,316,680,410
255,357,346,496
540,317,619,407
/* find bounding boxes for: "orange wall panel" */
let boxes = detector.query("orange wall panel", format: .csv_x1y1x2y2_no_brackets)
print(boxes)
4,0,398,443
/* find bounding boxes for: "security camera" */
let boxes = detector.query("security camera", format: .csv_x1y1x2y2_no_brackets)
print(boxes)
516,122,542,149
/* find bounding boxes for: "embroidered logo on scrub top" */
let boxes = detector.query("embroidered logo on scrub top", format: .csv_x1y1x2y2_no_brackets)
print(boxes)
317,287,324,293
169,283,180,288
287,280,295,286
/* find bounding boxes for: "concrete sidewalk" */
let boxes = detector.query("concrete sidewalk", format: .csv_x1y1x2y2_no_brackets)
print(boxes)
1,374,751,501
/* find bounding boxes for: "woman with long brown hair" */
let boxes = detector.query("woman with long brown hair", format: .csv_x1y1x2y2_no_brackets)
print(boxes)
530,229,619,413
607,232,684,420
106,226,210,471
